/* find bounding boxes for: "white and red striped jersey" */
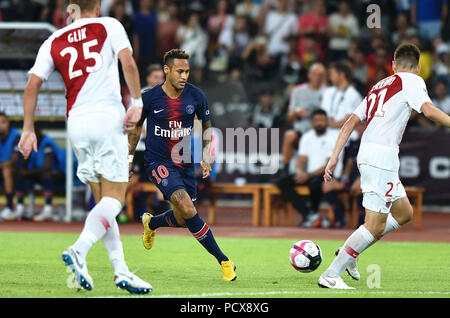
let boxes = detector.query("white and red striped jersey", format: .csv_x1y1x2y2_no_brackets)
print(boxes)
29,17,132,117
353,72,432,171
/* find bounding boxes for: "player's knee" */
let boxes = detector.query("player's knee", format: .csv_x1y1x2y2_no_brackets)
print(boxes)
364,221,386,238
399,205,413,225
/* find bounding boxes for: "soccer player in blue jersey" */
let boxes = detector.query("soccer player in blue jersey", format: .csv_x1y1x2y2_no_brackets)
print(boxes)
128,49,236,282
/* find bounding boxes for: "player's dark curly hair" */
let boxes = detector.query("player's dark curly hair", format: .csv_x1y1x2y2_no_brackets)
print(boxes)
163,49,190,67
394,43,420,70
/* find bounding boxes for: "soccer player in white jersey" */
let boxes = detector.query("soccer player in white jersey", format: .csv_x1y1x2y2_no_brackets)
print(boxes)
18,0,152,294
318,43,450,289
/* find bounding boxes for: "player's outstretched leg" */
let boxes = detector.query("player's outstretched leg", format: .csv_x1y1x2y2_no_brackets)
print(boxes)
142,209,182,250
318,209,385,289
171,189,237,282
62,196,122,291
330,197,413,284
103,220,152,294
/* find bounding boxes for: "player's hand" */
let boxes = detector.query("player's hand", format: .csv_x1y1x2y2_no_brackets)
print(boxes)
324,158,337,183
18,130,38,160
200,160,212,179
123,106,142,133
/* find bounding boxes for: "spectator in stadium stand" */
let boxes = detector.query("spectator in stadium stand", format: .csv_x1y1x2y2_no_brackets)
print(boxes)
366,46,394,91
391,12,418,46
101,0,133,17
13,128,65,221
321,62,362,130
0,113,21,220
251,89,280,129
207,0,235,56
0,0,26,21
296,0,328,63
432,42,450,87
234,0,261,21
281,63,326,175
327,0,360,62
347,46,369,95
263,0,298,59
432,80,450,115
241,31,277,81
410,0,448,43
156,2,182,61
175,12,207,84
320,122,365,229
276,109,342,228
218,15,251,74
133,0,158,80
142,64,164,91
406,35,433,82
109,0,138,45
48,0,69,29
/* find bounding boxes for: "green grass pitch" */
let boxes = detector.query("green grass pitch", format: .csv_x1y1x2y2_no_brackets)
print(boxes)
0,231,449,298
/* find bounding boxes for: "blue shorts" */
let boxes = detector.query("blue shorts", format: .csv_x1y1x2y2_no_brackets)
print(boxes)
145,161,197,203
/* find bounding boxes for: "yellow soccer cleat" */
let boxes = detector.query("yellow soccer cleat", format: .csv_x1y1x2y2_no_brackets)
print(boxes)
221,260,237,282
141,213,156,250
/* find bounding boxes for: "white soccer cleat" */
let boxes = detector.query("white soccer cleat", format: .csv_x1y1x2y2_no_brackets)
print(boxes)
0,207,12,220
336,248,360,280
114,272,152,295
62,247,94,291
318,273,355,290
1,205,23,221
33,205,53,221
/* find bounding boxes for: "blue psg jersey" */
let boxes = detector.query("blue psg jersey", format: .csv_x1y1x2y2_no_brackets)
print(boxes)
141,83,211,166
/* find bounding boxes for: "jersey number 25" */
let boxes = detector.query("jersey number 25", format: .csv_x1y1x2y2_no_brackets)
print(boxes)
60,39,103,79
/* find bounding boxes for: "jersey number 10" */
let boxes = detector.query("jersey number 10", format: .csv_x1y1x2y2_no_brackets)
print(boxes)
60,39,103,79
367,88,388,119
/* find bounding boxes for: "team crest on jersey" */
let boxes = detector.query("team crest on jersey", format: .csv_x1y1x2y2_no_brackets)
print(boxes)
161,179,168,187
186,105,195,114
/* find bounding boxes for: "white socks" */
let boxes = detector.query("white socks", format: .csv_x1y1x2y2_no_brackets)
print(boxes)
101,219,129,274
326,225,376,277
72,197,122,261
381,213,401,236
326,213,403,277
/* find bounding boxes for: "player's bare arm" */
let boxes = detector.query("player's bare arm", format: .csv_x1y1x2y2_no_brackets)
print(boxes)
119,48,143,132
200,119,213,179
19,74,42,159
127,119,143,177
324,114,361,182
421,102,450,127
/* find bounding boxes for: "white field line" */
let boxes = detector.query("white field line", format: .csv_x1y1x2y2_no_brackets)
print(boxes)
94,290,450,298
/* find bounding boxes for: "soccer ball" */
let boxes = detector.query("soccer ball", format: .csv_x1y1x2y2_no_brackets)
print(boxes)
289,240,322,272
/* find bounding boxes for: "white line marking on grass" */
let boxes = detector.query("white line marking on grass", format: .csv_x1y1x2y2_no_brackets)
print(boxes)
98,290,450,298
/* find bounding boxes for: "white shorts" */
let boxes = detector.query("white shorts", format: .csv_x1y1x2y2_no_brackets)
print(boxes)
358,164,407,214
68,109,128,184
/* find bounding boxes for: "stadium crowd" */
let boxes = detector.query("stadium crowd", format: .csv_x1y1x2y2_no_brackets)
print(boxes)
0,0,449,227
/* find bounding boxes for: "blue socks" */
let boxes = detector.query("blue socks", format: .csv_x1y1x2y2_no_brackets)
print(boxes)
148,209,229,264
149,209,181,230
185,214,229,264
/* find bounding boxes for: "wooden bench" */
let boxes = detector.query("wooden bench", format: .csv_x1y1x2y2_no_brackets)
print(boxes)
126,182,425,229
126,182,262,226
261,184,425,229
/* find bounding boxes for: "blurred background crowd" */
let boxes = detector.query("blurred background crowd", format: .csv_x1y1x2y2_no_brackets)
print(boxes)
0,0,449,226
